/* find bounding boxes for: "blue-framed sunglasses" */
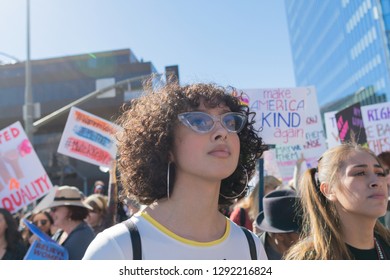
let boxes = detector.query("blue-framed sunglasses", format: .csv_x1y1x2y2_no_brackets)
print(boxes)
177,111,247,134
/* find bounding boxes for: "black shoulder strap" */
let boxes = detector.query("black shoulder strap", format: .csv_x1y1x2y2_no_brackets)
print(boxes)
239,207,246,226
123,219,142,260
240,226,257,260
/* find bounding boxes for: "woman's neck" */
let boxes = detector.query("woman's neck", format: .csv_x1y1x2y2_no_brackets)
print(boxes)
340,213,376,249
145,179,226,242
61,220,82,235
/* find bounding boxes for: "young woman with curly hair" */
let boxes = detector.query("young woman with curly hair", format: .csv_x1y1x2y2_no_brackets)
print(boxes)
285,143,390,260
83,82,267,260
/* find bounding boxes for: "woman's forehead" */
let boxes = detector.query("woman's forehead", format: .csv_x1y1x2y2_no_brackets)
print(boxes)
196,99,228,109
344,150,378,166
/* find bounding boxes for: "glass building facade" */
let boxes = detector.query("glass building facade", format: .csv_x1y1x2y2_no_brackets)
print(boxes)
284,0,390,110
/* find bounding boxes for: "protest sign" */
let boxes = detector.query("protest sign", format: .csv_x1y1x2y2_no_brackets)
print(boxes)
361,101,390,154
324,111,341,149
23,219,68,260
249,87,325,185
0,122,53,213
244,87,308,145
335,102,367,145
58,107,120,168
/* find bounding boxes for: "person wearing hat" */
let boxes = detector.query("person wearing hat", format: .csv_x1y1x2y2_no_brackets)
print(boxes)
84,194,110,234
40,185,96,260
255,188,302,260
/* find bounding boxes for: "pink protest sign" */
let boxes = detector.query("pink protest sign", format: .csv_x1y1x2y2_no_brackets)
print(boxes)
335,102,367,145
0,122,53,213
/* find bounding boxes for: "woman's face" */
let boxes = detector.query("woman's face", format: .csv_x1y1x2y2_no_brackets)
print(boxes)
86,210,101,227
333,150,388,219
32,213,51,234
50,206,70,228
0,213,7,237
172,102,240,184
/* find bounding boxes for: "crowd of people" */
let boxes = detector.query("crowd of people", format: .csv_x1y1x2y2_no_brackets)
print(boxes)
1,81,390,260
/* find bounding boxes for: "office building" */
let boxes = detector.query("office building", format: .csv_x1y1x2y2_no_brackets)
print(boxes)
284,0,390,111
0,49,158,192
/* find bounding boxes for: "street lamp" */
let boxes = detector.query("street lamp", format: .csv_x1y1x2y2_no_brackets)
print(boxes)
23,0,34,142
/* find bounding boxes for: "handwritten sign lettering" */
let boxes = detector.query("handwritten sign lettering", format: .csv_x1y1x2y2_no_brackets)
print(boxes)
247,87,326,185
245,87,308,145
58,107,121,168
362,102,390,154
0,122,53,213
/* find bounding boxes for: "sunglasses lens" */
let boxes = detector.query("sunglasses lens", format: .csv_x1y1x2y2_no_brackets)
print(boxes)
33,220,48,226
222,113,246,132
181,112,213,133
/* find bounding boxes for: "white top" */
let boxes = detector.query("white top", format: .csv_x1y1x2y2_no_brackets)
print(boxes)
83,212,267,260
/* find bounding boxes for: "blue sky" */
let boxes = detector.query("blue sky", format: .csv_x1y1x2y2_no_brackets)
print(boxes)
0,0,296,90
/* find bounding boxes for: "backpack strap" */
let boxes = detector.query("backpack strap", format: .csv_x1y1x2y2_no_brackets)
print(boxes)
239,207,246,226
123,219,142,260
122,219,256,260
240,226,257,260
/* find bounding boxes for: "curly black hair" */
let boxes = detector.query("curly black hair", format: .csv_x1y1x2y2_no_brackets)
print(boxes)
116,82,266,206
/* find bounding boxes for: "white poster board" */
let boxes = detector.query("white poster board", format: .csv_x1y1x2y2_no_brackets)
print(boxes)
244,87,325,185
57,107,120,168
0,122,53,213
324,111,341,149
361,101,390,154
244,87,308,145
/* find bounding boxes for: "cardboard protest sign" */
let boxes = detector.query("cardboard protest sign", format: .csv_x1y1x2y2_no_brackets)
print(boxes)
335,102,367,145
248,87,325,185
58,107,120,168
0,122,53,213
244,87,308,145
324,111,341,149
361,101,390,154
23,219,68,260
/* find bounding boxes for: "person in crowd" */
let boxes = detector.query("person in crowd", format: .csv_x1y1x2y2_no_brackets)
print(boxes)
0,208,28,260
290,154,307,193
254,188,301,259
84,194,110,234
378,151,390,229
285,143,390,260
40,186,95,260
83,81,267,260
93,180,105,195
19,211,33,248
27,210,54,246
122,197,141,218
230,174,282,231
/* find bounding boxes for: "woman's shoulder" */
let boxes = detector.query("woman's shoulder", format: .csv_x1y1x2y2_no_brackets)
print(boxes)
3,241,28,260
82,217,139,260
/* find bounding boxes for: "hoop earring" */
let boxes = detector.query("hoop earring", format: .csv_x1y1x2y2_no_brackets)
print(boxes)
219,165,249,199
167,162,172,199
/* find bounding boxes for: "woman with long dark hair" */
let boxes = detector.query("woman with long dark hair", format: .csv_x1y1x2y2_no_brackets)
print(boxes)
0,208,27,260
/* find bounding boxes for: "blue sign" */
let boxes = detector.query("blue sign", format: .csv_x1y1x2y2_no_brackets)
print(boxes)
23,218,68,260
